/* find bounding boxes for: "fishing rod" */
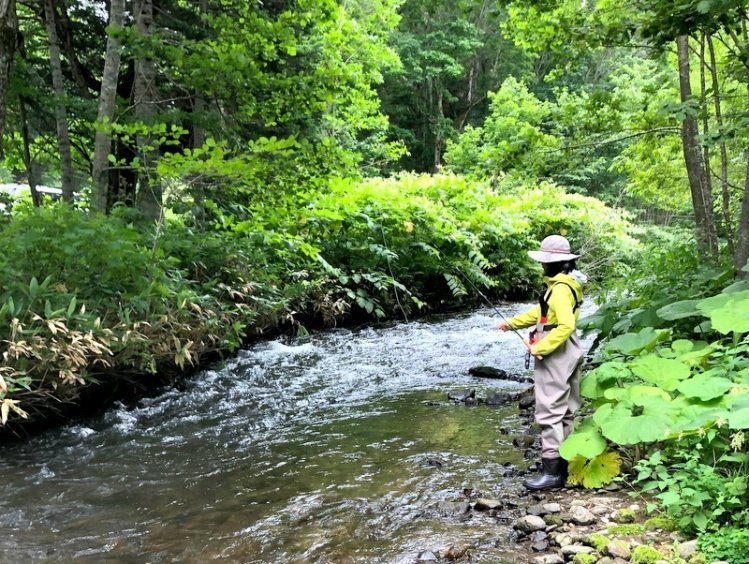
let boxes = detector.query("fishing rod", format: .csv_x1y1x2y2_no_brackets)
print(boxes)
450,266,542,367
450,267,526,343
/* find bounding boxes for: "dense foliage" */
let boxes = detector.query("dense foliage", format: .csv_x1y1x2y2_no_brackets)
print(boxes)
0,174,632,429
1,0,749,556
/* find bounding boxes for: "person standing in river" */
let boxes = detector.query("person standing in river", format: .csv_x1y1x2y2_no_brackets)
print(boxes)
497,235,587,490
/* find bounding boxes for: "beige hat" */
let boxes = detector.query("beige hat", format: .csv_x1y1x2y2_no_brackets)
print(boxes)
528,235,580,263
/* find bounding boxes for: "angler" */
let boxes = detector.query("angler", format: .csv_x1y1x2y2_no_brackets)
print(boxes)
497,235,587,490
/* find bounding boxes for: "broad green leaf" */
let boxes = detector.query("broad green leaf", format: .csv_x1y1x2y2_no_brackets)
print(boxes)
594,402,670,444
728,407,749,430
677,376,733,402
603,327,670,356
697,291,749,334
580,372,606,400
657,299,701,321
630,355,691,391
560,425,607,460
591,361,631,383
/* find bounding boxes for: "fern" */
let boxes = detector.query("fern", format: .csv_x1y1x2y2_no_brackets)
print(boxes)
444,273,468,298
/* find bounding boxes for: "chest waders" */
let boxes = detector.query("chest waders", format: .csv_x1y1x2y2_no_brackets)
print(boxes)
522,282,585,491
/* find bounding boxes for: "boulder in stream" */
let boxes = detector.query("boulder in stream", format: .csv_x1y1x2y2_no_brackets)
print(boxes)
447,388,476,402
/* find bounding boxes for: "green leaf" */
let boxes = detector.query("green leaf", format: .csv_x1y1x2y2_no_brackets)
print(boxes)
728,407,749,430
677,376,732,402
603,327,670,356
630,354,691,392
657,299,701,321
697,291,749,334
560,422,607,460
594,402,670,444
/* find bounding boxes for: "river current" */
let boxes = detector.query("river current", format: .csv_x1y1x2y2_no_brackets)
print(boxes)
0,303,594,563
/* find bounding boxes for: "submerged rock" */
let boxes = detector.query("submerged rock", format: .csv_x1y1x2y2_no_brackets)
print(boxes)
447,388,476,402
468,366,510,379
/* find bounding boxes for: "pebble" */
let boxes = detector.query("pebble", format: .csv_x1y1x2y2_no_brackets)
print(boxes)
527,503,545,516
678,539,698,559
532,555,565,564
474,499,501,511
560,544,595,556
569,505,597,525
591,505,609,515
417,551,439,561
543,503,561,514
514,515,547,533
605,540,631,560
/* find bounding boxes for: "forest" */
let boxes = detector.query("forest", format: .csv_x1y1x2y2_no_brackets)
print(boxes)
0,0,749,561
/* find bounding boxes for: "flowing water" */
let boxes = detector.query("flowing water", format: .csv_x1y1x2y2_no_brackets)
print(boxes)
0,304,593,563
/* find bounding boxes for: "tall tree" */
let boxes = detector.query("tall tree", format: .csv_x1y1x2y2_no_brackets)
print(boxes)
91,0,125,213
133,0,161,221
43,0,75,201
676,35,718,257
0,0,17,155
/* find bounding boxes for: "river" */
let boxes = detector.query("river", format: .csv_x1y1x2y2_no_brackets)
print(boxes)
0,303,593,563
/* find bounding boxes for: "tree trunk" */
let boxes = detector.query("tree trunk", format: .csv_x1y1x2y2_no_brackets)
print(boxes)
0,0,17,156
18,35,39,206
43,0,75,202
736,155,749,276
433,84,443,172
676,35,718,258
706,35,734,256
133,0,161,221
91,0,125,213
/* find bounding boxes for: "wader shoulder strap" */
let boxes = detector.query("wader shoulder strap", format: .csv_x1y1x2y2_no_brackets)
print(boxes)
539,282,581,318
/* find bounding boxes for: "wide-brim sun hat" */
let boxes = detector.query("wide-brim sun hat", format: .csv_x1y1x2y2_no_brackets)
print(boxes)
528,234,580,263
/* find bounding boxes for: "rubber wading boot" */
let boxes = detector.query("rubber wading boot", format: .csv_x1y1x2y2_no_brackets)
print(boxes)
523,457,566,491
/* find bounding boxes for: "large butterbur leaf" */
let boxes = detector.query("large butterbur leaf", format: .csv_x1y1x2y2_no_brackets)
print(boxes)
657,299,702,321
560,419,606,460
630,354,691,391
593,403,670,444
697,290,749,334
677,376,733,402
603,327,670,356
568,450,622,488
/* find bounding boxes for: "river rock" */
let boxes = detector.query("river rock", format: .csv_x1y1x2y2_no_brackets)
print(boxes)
474,498,502,511
514,515,547,533
553,533,574,547
417,550,439,561
677,539,698,559
435,501,469,517
532,540,550,552
569,506,597,525
527,503,546,516
447,388,475,402
605,540,631,560
513,435,536,448
543,503,561,514
518,389,535,409
468,366,509,379
486,392,513,406
561,544,595,557
532,555,565,564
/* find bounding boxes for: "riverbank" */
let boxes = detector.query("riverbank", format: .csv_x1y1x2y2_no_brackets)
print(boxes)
0,174,635,437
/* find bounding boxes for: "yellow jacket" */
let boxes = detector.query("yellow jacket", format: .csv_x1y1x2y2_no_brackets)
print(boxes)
506,273,583,357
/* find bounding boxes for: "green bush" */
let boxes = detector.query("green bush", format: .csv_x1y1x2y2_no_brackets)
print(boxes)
699,527,749,564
